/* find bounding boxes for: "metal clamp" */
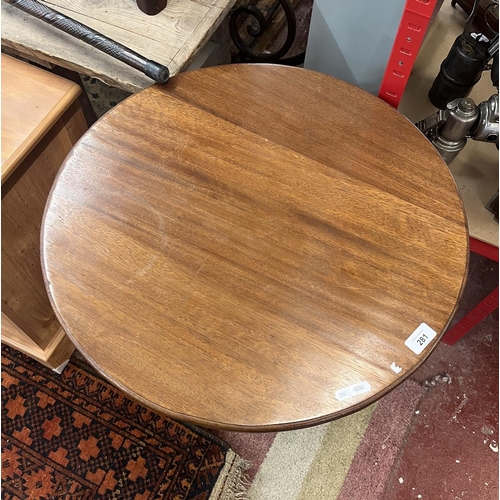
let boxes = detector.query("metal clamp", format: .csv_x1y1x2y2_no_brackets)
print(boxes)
471,93,499,143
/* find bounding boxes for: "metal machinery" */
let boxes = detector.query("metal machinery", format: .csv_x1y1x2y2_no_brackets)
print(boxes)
417,41,498,164
416,0,498,220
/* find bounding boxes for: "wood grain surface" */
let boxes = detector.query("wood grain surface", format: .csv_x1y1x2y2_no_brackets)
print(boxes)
41,64,468,431
2,54,86,369
2,102,85,351
1,0,236,92
1,54,81,184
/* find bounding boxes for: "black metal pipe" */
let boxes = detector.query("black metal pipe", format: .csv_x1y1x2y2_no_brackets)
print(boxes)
3,0,170,84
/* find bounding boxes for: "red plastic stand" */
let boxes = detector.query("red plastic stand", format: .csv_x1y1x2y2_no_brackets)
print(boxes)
469,236,499,262
442,238,499,345
442,287,499,345
378,0,437,108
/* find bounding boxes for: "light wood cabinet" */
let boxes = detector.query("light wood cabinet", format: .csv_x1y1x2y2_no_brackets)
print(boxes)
1,54,88,371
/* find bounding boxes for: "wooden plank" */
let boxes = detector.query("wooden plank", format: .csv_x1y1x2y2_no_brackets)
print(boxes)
171,7,230,73
195,0,233,8
2,135,65,350
2,313,75,369
2,59,83,371
2,102,87,351
59,101,89,146
1,54,81,183
2,313,47,359
46,0,205,47
1,0,236,92
1,6,152,92
43,328,76,368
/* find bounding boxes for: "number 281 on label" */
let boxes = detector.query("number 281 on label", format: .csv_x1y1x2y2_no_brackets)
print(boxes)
405,323,437,355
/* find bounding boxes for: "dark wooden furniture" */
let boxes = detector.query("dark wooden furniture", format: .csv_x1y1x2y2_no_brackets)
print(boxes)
41,64,468,431
2,54,87,371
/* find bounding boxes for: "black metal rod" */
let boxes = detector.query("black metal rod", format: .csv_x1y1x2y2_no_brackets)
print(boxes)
3,0,170,84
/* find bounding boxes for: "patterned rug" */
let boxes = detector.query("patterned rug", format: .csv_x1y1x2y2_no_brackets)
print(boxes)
1,345,249,500
215,379,424,499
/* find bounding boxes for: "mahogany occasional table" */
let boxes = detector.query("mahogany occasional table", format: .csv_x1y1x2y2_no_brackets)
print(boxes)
41,64,468,432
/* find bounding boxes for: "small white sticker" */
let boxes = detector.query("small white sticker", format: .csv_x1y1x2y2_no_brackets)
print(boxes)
390,362,402,374
405,323,437,355
335,381,371,401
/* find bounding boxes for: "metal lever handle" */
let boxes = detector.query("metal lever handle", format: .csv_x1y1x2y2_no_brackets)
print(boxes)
3,0,170,84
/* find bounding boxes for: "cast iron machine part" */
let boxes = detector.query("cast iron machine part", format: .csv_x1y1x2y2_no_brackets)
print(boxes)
229,0,305,65
3,0,170,84
417,92,499,220
428,0,498,109
416,92,498,164
417,45,498,221
418,27,499,164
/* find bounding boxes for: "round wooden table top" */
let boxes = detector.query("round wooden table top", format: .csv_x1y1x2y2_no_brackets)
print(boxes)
42,64,468,432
